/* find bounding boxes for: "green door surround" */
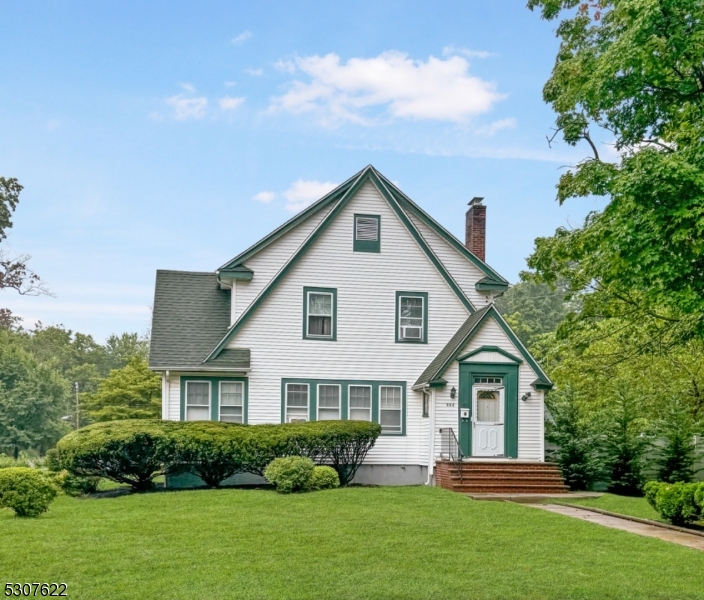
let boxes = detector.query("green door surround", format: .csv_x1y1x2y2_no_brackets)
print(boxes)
458,363,518,458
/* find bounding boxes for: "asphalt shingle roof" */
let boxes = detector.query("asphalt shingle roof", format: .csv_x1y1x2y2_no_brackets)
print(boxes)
149,270,249,371
414,305,492,388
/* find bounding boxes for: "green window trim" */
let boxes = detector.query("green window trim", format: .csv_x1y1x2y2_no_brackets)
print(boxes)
280,378,406,436
353,214,381,253
395,291,428,344
302,286,337,341
180,375,249,423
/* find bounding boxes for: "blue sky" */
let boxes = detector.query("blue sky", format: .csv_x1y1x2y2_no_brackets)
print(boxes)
0,1,606,341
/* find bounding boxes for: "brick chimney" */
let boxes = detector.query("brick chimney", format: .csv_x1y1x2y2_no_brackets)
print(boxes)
465,197,486,261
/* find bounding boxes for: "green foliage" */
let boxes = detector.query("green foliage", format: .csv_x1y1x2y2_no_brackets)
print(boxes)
309,466,340,491
83,356,161,422
264,456,315,494
50,470,101,497
0,177,22,241
694,482,704,511
0,467,57,517
644,481,700,526
602,385,649,496
526,0,704,334
168,421,249,488
654,397,700,483
0,330,70,456
0,451,39,469
495,279,571,350
545,385,603,490
55,420,175,491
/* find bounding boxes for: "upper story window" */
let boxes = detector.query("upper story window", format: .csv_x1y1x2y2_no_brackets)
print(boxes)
303,287,337,340
353,214,380,253
395,291,428,343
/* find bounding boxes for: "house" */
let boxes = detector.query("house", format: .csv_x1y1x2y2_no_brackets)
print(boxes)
149,165,562,490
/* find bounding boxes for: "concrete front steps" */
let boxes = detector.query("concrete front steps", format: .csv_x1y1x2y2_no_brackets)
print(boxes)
435,459,569,494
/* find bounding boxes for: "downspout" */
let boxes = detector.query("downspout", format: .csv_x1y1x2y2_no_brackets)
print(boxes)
163,370,170,420
425,388,436,486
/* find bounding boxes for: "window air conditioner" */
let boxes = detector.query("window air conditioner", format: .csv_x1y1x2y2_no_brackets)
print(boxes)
400,326,422,339
288,417,308,423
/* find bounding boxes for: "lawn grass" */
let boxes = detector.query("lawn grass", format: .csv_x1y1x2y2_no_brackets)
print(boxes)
2,486,704,600
561,493,664,522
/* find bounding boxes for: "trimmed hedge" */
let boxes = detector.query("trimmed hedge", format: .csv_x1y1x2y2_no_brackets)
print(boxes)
0,468,57,517
53,419,381,491
54,420,175,491
310,466,340,490
264,457,315,493
644,481,702,526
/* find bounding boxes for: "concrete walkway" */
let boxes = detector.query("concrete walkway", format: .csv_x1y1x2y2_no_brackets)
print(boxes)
528,503,704,551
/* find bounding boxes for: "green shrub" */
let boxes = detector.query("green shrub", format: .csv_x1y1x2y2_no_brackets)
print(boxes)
694,483,704,513
264,457,315,493
654,397,698,484
0,467,57,517
51,471,101,497
54,420,175,491
0,452,40,469
545,386,604,491
309,466,339,490
168,421,249,488
644,481,700,526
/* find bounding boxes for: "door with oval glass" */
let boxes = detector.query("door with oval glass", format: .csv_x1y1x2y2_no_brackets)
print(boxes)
472,377,504,457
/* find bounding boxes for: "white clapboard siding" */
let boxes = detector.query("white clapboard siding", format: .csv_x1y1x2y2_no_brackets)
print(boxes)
228,180,470,465
167,374,181,421
232,205,333,322
433,317,544,461
406,212,491,309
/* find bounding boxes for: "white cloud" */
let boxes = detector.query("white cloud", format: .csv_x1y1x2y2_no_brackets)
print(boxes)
180,82,197,93
219,96,246,111
283,180,338,212
274,59,297,73
269,51,504,125
166,94,208,120
475,117,517,136
253,191,276,203
244,68,264,76
224,81,237,88
442,45,492,59
231,31,252,45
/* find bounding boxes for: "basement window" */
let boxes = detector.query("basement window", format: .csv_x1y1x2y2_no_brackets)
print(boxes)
353,214,380,253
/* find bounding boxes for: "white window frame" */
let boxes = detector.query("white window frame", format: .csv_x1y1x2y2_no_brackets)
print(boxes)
378,385,403,434
219,381,244,423
306,291,334,339
316,384,341,421
285,382,310,422
348,384,373,422
398,295,424,341
185,380,211,421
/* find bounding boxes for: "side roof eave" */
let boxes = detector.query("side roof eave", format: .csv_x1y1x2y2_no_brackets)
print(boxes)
204,167,477,362
414,305,552,389
373,169,508,285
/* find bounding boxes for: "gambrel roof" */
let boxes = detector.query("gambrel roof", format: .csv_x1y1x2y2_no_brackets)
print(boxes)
205,165,507,364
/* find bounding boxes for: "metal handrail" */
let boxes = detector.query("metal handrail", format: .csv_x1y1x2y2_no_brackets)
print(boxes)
439,427,463,485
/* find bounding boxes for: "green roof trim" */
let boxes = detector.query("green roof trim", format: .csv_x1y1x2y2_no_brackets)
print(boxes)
372,170,508,285
428,378,448,388
218,265,254,281
413,305,552,389
413,305,492,388
205,166,478,362
149,270,251,371
217,169,363,272
475,276,509,293
532,378,553,391
456,345,523,364
368,171,474,313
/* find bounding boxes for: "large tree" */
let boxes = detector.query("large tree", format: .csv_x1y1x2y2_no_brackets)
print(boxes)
526,0,704,337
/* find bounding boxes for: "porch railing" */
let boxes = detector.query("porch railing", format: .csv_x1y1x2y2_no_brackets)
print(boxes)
439,427,463,485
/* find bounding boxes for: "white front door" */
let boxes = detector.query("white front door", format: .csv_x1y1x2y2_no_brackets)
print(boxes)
472,385,504,457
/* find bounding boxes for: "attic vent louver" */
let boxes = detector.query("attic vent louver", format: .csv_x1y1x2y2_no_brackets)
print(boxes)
355,216,379,241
